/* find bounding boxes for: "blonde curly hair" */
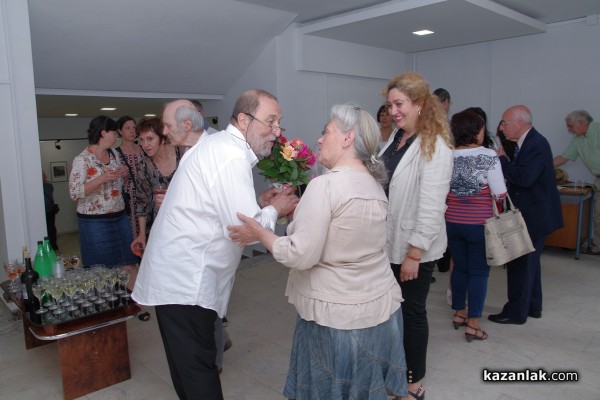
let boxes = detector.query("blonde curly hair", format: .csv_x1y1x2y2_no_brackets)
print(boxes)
382,72,453,159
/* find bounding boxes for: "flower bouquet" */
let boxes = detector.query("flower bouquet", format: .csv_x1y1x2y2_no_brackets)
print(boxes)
257,135,316,188
257,135,316,224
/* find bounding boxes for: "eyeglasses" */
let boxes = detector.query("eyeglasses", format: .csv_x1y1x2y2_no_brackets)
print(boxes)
243,113,286,134
500,120,518,127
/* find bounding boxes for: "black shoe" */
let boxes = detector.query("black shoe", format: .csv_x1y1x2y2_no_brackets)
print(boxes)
488,313,525,325
224,339,233,352
430,276,436,283
528,311,542,319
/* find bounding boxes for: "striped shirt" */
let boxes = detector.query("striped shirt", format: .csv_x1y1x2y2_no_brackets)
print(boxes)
445,147,507,224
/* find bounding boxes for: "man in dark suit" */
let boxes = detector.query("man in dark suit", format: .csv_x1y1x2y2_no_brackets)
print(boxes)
489,105,563,325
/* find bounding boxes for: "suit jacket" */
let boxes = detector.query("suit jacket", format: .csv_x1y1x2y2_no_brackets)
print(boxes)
499,127,563,240
384,134,453,264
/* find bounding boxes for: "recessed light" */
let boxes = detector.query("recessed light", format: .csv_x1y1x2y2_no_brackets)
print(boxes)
65,113,78,117
413,30,434,36
144,114,156,117
101,107,116,111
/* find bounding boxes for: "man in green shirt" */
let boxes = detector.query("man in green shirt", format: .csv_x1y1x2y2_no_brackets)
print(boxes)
553,110,600,254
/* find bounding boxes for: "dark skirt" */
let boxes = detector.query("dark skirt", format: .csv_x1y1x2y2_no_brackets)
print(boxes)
77,211,137,268
284,308,408,400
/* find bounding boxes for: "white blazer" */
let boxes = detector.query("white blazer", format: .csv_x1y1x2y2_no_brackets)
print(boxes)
381,134,453,264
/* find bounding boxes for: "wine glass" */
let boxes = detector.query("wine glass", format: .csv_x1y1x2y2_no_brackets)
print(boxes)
105,269,119,306
47,281,65,315
69,254,81,270
114,267,130,296
32,282,46,311
3,263,19,293
63,281,80,318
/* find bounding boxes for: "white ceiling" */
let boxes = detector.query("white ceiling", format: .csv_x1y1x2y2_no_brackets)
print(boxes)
29,0,600,118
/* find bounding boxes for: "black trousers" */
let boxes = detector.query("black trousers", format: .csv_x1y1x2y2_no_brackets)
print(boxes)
45,211,59,251
501,236,545,323
390,261,434,384
155,304,223,400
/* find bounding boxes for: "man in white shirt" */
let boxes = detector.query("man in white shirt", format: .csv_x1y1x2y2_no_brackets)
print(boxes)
132,91,298,399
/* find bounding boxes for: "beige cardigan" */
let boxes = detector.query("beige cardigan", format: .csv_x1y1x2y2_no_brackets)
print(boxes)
272,167,403,330
384,134,453,264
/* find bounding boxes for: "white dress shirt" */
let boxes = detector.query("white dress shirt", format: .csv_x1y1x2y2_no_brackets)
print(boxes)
132,124,278,317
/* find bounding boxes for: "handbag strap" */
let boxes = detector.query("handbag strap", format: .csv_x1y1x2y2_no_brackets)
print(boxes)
491,193,516,217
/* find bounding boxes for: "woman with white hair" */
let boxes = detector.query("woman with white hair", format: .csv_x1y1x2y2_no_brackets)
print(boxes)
228,104,407,399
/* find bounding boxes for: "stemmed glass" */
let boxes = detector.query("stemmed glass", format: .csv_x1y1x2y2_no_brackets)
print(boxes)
69,254,81,270
115,267,130,296
63,281,80,317
32,282,46,311
32,282,49,324
105,269,119,306
3,263,19,293
47,281,66,320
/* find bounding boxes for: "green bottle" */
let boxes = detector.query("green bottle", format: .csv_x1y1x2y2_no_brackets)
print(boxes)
34,240,51,277
43,237,57,269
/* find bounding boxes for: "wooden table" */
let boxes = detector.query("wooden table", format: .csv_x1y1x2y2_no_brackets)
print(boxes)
1,281,140,400
544,186,594,259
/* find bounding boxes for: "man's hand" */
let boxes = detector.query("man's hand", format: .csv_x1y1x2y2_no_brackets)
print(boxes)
257,187,280,208
495,143,506,158
269,189,299,218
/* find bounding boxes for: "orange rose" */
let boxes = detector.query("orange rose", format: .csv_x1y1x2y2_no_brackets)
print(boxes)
87,167,98,176
280,144,297,161
111,189,120,198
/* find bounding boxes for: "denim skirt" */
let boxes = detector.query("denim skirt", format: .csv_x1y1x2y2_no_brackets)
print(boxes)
77,211,137,268
284,308,407,400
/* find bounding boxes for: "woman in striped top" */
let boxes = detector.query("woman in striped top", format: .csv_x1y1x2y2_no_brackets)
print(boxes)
446,109,506,342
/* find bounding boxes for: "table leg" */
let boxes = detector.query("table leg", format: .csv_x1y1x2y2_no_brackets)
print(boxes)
22,315,54,350
588,190,595,251
58,321,131,400
575,194,584,259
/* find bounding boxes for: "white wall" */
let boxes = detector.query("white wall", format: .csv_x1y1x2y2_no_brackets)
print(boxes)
0,1,46,264
415,17,600,182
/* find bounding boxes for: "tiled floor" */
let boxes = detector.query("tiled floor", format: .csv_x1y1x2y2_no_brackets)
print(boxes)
1,247,599,400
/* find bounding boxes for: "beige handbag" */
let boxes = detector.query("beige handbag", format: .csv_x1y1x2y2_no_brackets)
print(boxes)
484,194,535,266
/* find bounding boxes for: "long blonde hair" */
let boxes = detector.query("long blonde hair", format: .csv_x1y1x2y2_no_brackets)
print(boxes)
383,72,453,159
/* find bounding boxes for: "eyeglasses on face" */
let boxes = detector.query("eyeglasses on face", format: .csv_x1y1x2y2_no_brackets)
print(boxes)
243,113,286,134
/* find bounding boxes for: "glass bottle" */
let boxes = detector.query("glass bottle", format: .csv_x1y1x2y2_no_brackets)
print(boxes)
34,240,51,277
20,251,40,322
43,237,57,269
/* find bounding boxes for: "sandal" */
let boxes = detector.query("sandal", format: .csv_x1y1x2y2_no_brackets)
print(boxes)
465,325,488,342
408,384,425,400
452,312,468,330
137,311,151,321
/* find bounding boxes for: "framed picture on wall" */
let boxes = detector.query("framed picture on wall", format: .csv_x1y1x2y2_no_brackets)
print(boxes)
50,161,68,182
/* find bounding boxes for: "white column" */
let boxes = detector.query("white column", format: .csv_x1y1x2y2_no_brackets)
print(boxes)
0,0,46,263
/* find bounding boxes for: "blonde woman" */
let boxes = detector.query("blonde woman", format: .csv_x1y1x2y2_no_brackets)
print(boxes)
379,72,453,400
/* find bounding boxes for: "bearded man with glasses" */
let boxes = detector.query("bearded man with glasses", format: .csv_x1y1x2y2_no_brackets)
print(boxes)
133,92,299,399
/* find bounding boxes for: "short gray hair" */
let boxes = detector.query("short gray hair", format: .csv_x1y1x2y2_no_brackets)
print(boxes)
174,103,204,132
330,104,388,185
566,110,593,125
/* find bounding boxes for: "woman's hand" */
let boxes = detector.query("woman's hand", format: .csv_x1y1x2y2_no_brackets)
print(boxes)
130,236,146,256
117,165,129,180
227,213,264,247
399,257,420,282
102,169,119,183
